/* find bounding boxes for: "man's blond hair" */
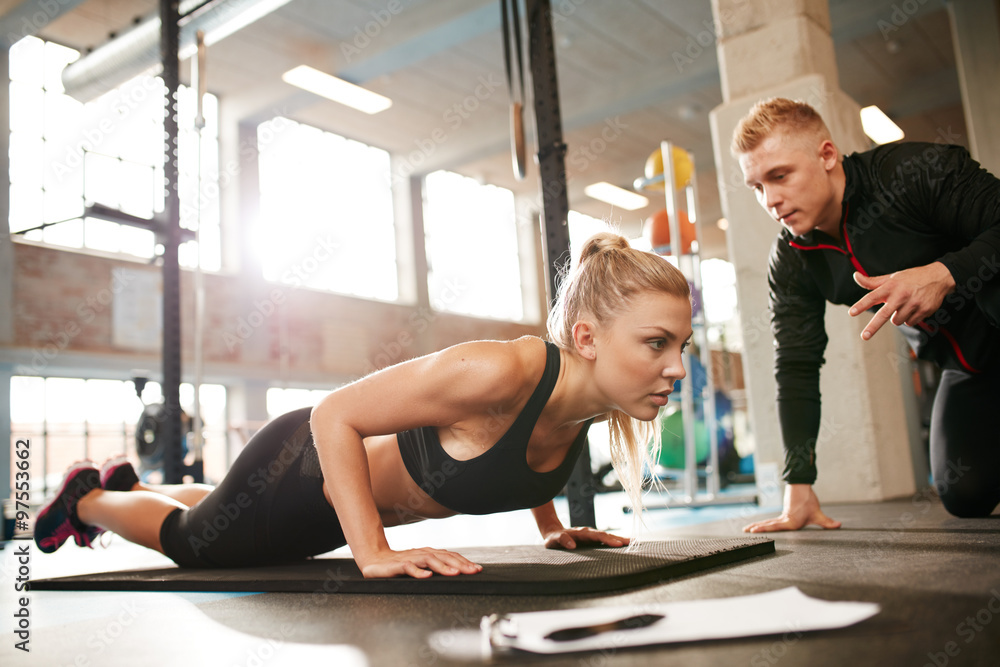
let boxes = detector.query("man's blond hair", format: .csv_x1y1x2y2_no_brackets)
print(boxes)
731,97,832,155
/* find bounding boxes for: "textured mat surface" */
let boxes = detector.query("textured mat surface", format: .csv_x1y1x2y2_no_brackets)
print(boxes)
29,537,773,595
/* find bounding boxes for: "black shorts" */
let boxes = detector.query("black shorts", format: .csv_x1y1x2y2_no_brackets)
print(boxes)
158,407,347,568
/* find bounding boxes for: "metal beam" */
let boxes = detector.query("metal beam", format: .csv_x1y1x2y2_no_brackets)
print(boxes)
160,0,185,485
524,0,596,528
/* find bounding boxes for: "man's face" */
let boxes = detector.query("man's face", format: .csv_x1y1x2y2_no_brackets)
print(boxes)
739,130,840,237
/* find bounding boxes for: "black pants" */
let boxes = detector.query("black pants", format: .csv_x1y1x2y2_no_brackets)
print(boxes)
158,407,346,567
930,369,1000,517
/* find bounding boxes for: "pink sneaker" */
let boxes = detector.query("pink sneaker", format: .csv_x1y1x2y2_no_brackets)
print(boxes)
100,456,140,492
34,462,102,553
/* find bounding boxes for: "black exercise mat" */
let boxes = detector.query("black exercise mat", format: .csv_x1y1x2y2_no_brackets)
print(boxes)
29,537,773,595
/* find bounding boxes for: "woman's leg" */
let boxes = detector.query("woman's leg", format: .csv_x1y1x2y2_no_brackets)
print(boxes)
137,483,213,507
76,489,185,553
48,407,342,567
929,369,1000,517
101,456,213,507
149,407,344,567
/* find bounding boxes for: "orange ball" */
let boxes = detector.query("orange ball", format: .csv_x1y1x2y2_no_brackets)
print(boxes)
645,208,696,255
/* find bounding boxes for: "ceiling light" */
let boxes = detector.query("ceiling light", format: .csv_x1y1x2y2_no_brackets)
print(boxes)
282,65,392,114
860,106,904,144
583,182,649,210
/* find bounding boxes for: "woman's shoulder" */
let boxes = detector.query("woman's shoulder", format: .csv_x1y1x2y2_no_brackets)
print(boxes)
431,336,548,403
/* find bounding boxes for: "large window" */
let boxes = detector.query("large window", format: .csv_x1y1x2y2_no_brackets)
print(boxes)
423,170,522,320
9,377,229,496
256,118,397,300
265,387,331,420
8,36,220,270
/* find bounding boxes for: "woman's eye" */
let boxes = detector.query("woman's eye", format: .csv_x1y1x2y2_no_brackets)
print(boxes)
681,340,691,353
648,339,666,350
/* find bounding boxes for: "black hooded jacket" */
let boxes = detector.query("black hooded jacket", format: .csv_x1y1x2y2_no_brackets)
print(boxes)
768,142,1000,484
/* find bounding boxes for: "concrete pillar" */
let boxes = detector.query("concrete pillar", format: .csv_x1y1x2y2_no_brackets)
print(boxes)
0,363,11,522
709,0,920,504
514,197,545,325
947,0,1000,176
1,47,12,507
1,46,12,347
225,380,270,467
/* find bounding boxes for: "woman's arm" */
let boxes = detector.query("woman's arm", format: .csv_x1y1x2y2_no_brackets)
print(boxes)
310,339,530,578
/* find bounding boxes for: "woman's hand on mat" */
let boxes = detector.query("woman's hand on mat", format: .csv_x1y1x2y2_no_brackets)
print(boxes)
743,484,842,533
359,547,483,579
542,527,630,550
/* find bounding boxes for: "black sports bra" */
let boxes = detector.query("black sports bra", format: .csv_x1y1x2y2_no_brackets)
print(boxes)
396,341,592,515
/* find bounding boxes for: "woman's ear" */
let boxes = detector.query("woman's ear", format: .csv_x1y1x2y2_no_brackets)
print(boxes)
572,321,598,360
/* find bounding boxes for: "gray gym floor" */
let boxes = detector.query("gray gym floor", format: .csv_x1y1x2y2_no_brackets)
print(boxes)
2,490,998,666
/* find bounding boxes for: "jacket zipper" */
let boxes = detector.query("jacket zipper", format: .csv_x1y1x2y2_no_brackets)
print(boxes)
787,204,869,275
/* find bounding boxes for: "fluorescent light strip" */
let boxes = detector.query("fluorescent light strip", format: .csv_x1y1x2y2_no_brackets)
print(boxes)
584,182,649,211
860,105,904,144
282,65,392,115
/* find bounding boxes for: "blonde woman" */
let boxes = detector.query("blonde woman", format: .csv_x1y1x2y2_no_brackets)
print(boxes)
35,232,692,579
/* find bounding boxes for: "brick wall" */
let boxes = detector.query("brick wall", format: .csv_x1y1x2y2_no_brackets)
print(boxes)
9,241,544,383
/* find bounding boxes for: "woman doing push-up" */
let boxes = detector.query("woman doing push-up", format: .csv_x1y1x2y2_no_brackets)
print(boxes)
34,232,692,579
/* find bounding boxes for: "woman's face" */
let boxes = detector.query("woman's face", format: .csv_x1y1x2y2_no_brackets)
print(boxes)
591,290,692,421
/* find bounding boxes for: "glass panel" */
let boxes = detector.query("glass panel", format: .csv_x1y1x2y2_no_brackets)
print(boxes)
9,36,44,84
9,81,44,137
9,132,44,189
10,376,46,424
83,217,123,253
9,41,221,270
44,378,89,427
43,217,83,249
424,170,522,320
118,225,156,259
266,387,329,420
9,183,44,234
257,118,397,300
116,162,156,219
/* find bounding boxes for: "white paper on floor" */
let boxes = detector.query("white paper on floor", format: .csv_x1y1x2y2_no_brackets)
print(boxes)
480,587,880,655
